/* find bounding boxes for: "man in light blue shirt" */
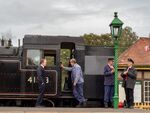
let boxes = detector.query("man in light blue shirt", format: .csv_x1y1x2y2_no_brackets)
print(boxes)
61,58,86,107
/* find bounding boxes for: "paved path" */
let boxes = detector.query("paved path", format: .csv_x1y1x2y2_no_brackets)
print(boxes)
0,107,149,113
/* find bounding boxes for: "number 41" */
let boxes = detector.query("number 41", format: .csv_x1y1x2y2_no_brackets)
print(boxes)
27,77,49,83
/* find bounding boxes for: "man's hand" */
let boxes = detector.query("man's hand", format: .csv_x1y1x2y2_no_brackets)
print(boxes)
110,66,114,73
111,69,115,73
123,71,128,75
61,64,64,68
42,82,45,85
110,66,114,69
73,82,76,87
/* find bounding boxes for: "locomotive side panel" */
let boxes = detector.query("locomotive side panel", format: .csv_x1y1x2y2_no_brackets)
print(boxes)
0,61,58,96
0,62,20,95
84,46,114,99
20,70,58,96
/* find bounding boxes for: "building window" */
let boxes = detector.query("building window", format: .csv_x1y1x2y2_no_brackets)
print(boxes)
26,50,42,66
144,81,150,102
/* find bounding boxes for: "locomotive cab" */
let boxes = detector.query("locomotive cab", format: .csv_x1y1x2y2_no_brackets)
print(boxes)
22,35,85,98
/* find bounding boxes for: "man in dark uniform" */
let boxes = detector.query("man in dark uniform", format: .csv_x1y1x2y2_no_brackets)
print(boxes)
35,59,47,107
121,58,137,109
103,58,114,108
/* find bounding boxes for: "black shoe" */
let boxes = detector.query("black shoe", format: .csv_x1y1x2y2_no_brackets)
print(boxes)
104,103,108,108
124,105,129,108
35,105,45,108
76,104,82,108
83,99,88,107
124,103,130,108
109,102,113,108
129,106,134,109
83,101,87,107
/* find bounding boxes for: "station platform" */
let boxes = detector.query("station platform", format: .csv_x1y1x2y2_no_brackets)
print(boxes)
0,107,149,113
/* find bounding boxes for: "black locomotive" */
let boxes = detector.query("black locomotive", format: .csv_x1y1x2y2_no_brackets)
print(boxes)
0,35,114,107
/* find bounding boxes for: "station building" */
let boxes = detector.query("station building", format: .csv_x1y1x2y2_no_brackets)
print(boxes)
118,37,150,103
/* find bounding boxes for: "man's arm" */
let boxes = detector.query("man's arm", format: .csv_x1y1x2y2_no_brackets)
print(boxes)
120,69,127,79
127,69,137,79
104,66,114,77
121,72,125,78
61,64,72,71
63,67,72,71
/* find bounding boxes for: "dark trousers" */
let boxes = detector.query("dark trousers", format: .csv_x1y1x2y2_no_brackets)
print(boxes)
73,83,85,104
104,85,114,104
36,83,45,106
124,87,134,107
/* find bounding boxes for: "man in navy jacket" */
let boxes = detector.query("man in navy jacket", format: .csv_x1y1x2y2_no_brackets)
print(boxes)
35,59,47,107
103,58,114,108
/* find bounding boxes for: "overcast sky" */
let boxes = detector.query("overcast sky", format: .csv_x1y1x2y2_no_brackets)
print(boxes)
0,0,150,45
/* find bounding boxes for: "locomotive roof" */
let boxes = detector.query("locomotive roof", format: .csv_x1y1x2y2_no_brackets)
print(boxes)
23,35,84,45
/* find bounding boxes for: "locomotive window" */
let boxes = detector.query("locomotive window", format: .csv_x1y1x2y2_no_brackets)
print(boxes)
44,50,56,66
26,50,42,66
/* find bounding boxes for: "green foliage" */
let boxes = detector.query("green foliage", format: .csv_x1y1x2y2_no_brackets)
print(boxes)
82,33,113,46
60,49,71,65
82,26,138,55
118,26,139,54
60,49,71,90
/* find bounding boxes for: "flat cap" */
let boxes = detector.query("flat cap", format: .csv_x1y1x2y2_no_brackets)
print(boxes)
127,58,134,64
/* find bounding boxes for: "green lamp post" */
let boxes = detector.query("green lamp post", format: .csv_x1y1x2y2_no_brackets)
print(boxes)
110,12,123,109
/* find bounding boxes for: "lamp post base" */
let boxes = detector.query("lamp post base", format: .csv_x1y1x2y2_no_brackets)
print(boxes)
113,95,119,109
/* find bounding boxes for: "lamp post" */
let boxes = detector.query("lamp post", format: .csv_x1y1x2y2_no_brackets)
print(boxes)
110,12,123,109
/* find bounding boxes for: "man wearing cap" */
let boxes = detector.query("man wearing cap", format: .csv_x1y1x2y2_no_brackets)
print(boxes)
103,58,114,108
121,58,137,109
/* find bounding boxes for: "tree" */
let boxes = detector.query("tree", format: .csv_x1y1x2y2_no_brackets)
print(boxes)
82,33,113,46
82,26,138,55
118,26,139,54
